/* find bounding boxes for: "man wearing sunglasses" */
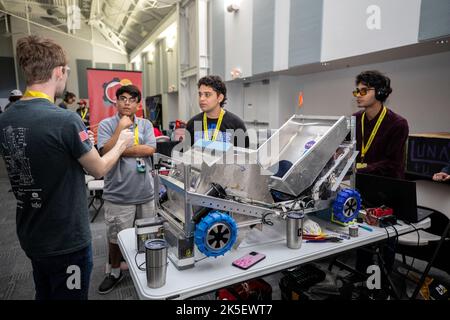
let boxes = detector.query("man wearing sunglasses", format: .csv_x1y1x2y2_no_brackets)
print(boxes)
352,71,409,299
97,85,157,294
352,70,409,179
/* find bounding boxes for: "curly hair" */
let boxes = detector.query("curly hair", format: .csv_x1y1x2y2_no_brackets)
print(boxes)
356,70,392,103
198,75,227,107
63,91,76,102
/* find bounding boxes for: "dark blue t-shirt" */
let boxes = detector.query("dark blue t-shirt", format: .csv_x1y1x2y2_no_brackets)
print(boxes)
0,98,92,258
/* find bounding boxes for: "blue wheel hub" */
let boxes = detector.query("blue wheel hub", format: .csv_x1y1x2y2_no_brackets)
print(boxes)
194,211,238,257
332,189,362,223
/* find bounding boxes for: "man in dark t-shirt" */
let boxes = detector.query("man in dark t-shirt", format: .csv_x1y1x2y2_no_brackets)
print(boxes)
0,35,132,300
185,75,248,148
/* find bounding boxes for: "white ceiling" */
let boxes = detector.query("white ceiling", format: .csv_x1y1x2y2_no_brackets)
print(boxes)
0,0,178,53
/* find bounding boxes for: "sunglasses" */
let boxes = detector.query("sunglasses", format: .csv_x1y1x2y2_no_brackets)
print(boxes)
352,87,375,97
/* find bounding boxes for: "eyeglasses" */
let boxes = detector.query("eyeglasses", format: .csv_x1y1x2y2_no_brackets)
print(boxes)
61,65,71,77
198,92,214,98
118,95,138,103
352,87,374,97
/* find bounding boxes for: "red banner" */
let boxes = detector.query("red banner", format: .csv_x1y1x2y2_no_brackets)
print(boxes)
86,68,143,142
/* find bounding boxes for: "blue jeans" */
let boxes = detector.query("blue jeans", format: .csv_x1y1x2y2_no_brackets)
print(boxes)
30,244,93,300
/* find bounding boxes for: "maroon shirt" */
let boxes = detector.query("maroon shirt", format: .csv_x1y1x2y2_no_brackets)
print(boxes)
353,107,409,179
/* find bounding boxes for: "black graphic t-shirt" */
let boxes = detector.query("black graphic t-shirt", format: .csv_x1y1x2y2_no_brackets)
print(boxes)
185,110,249,148
0,99,92,258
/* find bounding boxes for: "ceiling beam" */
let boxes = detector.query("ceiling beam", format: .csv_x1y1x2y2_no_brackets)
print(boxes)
140,7,163,21
88,18,127,54
121,29,141,43
118,0,143,37
89,0,103,20
4,0,65,9
0,8,125,54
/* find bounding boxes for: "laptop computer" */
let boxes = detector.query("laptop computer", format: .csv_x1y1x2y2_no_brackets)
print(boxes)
355,173,433,223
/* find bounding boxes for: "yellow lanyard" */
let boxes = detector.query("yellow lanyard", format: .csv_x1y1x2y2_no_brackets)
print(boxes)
81,108,88,120
361,106,387,161
203,109,225,141
23,90,54,103
134,124,139,145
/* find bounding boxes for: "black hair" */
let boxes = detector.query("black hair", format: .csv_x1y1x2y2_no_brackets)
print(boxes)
198,75,227,107
63,91,76,102
9,96,21,103
116,85,141,103
356,70,392,103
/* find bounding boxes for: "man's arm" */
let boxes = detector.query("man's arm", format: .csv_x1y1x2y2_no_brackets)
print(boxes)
121,145,156,158
100,116,133,155
121,119,157,158
100,117,156,158
78,129,132,179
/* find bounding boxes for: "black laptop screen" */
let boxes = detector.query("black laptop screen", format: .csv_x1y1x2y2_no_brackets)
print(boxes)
355,173,419,223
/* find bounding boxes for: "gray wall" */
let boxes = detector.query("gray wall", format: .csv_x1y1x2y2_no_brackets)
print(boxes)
9,17,128,105
252,0,275,75
212,0,432,79
297,51,450,133
0,57,18,99
210,0,225,77
289,0,323,67
0,25,13,57
226,51,450,134
0,17,16,102
419,0,450,41
321,0,421,62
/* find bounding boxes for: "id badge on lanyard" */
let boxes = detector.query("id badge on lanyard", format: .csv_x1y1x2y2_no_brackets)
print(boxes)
136,158,146,173
133,123,146,173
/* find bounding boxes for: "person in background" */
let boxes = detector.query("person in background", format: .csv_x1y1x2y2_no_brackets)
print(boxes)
433,164,450,182
4,89,23,111
59,91,76,109
0,35,133,300
152,120,163,137
76,99,90,128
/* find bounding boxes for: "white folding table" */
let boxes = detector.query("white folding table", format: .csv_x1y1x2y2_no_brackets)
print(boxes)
118,217,430,300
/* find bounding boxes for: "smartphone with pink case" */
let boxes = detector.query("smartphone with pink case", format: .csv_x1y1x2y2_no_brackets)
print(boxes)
232,251,266,270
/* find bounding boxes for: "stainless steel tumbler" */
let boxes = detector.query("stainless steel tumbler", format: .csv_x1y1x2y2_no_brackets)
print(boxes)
145,239,168,288
286,211,305,249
